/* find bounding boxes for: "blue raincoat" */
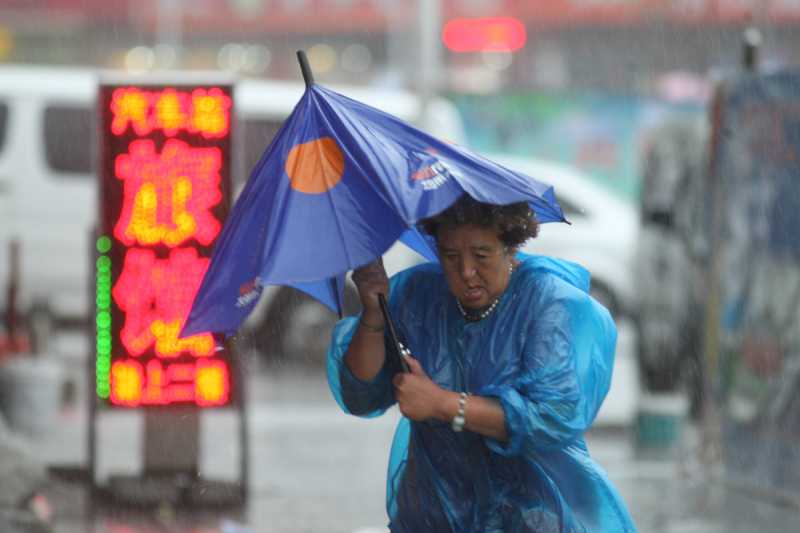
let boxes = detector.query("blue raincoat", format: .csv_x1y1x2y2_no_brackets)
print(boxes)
327,253,636,532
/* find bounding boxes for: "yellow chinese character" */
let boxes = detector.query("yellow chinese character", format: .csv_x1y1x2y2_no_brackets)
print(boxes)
110,88,151,136
154,89,189,135
190,88,231,138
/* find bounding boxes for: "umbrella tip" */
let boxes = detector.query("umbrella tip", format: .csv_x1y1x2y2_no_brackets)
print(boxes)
296,50,315,88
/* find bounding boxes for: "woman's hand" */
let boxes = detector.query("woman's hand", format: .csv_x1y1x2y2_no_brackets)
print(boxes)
351,259,389,328
392,354,446,421
393,354,509,441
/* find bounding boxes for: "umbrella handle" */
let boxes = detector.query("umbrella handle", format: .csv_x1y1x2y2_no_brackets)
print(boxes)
378,293,411,373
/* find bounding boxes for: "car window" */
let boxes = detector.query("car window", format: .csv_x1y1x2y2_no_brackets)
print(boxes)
240,117,283,185
0,101,7,154
44,105,95,174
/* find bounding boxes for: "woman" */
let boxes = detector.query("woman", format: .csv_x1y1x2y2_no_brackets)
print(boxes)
326,194,636,532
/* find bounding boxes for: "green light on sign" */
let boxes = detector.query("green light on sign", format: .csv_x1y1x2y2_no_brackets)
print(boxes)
96,255,111,271
96,236,112,254
95,239,113,400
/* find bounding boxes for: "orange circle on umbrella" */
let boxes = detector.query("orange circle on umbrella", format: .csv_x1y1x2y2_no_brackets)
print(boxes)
285,137,345,194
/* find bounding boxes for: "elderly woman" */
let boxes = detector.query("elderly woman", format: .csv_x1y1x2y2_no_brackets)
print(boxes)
326,194,636,532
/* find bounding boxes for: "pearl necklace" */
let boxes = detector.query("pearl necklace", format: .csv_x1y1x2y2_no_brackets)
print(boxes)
454,261,516,322
456,297,500,321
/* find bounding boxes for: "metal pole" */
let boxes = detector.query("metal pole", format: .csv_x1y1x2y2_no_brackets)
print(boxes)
742,27,761,73
236,338,250,504
6,239,19,352
156,0,183,68
417,0,442,132
384,4,407,89
88,227,98,502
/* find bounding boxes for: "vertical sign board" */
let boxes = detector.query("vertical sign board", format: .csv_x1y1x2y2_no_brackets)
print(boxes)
704,70,800,495
97,83,233,409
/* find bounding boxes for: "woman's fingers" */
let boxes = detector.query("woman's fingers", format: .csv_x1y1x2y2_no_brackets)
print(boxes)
392,356,427,392
392,366,441,421
403,354,424,376
353,260,390,315
352,259,388,285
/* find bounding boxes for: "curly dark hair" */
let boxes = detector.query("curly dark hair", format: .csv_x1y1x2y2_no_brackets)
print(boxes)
420,194,539,249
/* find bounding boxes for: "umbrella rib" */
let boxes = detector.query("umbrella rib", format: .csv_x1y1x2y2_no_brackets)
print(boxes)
318,86,401,213
316,141,355,269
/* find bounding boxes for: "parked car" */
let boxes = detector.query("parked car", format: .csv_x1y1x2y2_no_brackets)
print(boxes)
632,114,710,412
487,153,639,320
0,65,465,361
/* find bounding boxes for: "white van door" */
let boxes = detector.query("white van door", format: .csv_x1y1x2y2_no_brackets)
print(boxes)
7,95,96,325
28,101,97,319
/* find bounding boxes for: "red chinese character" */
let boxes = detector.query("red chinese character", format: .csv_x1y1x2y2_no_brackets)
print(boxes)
114,139,223,247
110,88,152,136
112,247,214,358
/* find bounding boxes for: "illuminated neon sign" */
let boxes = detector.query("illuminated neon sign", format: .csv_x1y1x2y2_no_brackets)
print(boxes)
98,82,233,408
442,17,527,53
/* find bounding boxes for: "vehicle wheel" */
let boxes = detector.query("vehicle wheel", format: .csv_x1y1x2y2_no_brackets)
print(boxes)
634,319,683,392
590,283,619,318
254,286,359,367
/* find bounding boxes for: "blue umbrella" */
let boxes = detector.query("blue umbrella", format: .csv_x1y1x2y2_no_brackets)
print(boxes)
182,51,566,337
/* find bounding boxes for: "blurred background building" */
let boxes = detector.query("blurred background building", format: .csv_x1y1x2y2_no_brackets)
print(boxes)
1,0,800,94
3,0,800,201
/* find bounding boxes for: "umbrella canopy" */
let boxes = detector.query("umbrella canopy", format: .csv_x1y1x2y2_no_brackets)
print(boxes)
182,53,566,337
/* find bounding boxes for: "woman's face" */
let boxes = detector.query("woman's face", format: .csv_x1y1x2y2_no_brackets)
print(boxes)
437,223,515,310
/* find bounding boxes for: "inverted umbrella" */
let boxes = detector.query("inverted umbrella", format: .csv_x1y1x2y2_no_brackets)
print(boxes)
182,51,566,337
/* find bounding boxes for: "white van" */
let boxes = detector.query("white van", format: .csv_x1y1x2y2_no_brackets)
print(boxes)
0,65,465,356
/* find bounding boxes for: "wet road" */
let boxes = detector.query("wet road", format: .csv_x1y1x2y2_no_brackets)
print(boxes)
13,341,800,533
